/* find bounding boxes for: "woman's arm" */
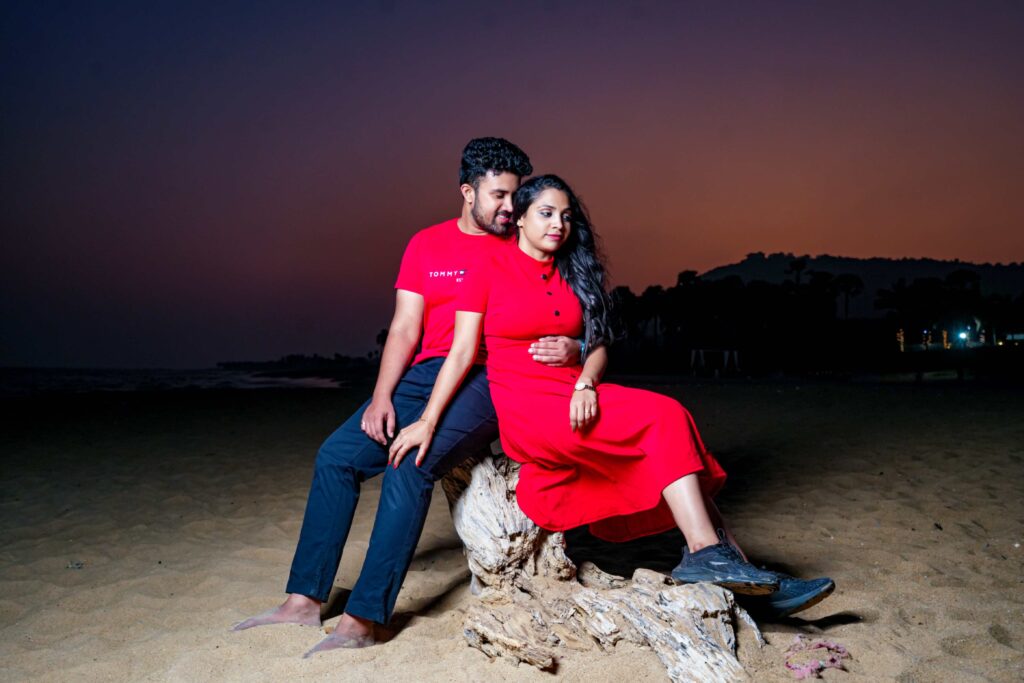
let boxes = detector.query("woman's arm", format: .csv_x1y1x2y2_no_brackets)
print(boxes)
577,344,607,386
570,344,608,432
387,310,484,467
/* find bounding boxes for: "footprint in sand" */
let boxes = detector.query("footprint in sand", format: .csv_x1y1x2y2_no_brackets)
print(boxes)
939,631,1020,660
929,574,967,588
986,624,1019,651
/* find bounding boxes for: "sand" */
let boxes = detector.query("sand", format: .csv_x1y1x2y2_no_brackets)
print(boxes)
1,379,1022,682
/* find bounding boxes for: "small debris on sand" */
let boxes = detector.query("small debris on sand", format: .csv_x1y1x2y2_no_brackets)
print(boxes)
784,634,851,679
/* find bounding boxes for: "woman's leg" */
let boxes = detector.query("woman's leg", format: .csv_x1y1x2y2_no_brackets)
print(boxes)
662,474,719,551
704,495,748,560
663,473,779,594
662,472,752,560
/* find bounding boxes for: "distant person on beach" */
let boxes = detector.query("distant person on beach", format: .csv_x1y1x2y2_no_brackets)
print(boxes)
388,175,834,617
232,138,584,654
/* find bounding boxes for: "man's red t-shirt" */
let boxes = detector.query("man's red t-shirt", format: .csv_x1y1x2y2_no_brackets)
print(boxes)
394,218,507,366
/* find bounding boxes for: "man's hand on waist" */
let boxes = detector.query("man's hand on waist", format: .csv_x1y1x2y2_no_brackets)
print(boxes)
528,336,581,367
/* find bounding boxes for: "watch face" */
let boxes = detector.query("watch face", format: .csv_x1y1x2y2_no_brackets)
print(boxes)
574,382,586,391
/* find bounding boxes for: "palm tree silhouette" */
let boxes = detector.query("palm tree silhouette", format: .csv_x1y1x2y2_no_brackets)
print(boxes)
785,257,807,286
834,274,864,320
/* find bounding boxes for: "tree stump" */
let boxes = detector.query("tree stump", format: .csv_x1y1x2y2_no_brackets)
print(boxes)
441,452,763,683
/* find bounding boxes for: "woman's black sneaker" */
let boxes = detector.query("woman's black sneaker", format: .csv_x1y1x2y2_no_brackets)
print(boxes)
742,573,835,618
670,542,780,595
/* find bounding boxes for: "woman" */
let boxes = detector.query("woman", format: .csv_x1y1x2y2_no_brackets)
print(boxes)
389,175,816,596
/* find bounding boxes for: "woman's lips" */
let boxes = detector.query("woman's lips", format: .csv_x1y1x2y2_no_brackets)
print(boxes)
545,233,563,241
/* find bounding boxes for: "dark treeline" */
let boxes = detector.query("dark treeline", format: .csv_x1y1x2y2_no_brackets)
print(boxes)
219,259,1024,382
702,252,1024,319
608,260,1024,379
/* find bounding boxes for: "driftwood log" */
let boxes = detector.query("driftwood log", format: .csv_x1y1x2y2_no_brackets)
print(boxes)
441,451,764,683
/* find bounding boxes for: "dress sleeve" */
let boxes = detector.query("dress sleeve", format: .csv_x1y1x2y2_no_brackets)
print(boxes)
456,252,490,313
394,232,424,294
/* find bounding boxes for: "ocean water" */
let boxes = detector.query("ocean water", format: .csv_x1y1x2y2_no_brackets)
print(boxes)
0,367,343,397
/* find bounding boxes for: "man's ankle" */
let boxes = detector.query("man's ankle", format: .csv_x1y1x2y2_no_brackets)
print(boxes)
338,613,374,633
284,593,321,610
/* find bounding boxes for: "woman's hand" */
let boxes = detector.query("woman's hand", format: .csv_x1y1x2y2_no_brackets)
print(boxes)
569,387,598,432
388,418,435,468
361,396,396,445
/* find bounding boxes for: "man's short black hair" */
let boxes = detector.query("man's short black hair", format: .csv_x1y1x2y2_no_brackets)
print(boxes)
459,137,532,188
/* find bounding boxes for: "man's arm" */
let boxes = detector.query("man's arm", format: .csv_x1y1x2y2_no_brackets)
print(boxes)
362,289,424,445
528,336,582,366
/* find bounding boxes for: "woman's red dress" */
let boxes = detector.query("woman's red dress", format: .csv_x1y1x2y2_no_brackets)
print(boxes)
459,240,726,542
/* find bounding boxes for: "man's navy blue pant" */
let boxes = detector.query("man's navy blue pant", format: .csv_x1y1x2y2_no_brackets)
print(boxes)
286,358,497,624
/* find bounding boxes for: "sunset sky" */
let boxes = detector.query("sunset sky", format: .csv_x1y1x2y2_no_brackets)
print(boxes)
2,1,1022,368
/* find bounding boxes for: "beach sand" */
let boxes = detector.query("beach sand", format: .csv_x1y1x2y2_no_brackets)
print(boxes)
1,380,1022,682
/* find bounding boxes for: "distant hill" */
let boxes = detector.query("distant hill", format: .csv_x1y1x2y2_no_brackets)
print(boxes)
700,253,1024,318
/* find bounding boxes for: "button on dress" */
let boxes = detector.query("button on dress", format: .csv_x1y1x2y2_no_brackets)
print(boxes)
459,240,726,542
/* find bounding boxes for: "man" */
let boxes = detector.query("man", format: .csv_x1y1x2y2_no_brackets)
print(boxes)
232,137,580,655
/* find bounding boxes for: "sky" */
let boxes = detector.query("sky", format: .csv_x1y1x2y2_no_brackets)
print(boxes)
2,1,1023,368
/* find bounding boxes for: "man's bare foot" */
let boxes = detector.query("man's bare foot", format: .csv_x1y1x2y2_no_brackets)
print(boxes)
231,593,322,631
303,613,376,657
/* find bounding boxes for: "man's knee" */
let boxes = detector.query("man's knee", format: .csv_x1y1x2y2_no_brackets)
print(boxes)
312,420,381,477
308,446,359,493
314,439,350,468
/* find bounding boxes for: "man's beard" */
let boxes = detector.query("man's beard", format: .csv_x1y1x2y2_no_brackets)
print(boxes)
472,205,512,236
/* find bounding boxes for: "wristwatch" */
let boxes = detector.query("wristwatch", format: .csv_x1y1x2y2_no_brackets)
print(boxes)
573,381,596,392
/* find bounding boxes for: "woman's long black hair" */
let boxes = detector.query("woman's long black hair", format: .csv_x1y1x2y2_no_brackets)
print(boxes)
512,174,615,350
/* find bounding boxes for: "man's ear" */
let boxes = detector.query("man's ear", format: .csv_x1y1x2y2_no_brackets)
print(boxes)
460,183,475,205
